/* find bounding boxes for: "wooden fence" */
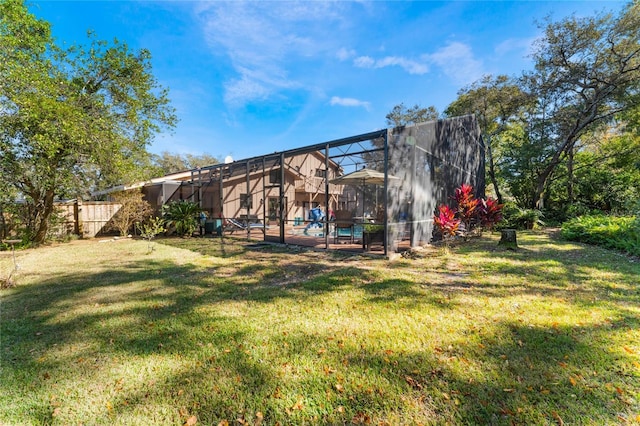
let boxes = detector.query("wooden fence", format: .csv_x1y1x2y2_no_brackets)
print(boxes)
54,201,122,238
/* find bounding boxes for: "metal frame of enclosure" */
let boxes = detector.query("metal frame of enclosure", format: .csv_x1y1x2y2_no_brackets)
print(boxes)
165,115,484,257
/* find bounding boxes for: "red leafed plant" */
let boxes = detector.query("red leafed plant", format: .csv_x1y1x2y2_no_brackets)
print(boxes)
454,184,479,234
477,197,504,231
433,205,460,240
434,184,504,244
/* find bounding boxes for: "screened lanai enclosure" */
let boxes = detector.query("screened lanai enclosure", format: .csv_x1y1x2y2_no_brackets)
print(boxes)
149,115,484,256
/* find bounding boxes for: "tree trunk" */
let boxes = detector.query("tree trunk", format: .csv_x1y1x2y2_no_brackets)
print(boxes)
498,229,518,249
33,189,55,244
0,205,6,240
486,140,503,204
567,147,574,203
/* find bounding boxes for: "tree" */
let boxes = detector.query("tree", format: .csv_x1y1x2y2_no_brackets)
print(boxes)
521,2,640,209
445,75,529,204
549,124,640,216
151,151,221,176
0,0,176,244
137,216,165,253
385,103,439,127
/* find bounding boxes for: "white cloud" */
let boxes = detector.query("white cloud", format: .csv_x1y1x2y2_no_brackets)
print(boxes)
330,96,371,110
495,36,539,57
224,76,271,106
354,55,428,75
195,1,350,107
426,42,483,85
336,47,356,61
350,40,483,84
354,55,375,68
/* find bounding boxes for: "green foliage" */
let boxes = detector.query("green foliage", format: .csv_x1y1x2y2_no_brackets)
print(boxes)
561,215,640,257
0,0,176,244
151,151,221,176
362,223,384,234
443,4,640,217
517,2,640,208
137,216,165,252
498,203,545,230
162,200,201,237
385,103,439,127
543,128,640,221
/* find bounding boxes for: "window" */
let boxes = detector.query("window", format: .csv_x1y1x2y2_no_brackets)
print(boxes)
315,168,326,178
269,169,281,184
240,194,253,209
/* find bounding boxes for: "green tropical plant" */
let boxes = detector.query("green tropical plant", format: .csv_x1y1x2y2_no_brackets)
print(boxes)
561,215,639,257
162,201,200,237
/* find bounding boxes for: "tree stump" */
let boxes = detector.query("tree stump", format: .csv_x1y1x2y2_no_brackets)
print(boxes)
498,229,518,250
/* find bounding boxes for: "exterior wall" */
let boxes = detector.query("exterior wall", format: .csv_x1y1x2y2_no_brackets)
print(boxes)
138,150,343,225
386,115,485,248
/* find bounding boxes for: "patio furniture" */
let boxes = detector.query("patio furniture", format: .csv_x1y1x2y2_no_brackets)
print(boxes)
224,218,269,234
334,210,354,244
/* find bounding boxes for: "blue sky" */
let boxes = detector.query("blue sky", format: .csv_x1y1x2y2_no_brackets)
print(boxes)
31,1,624,162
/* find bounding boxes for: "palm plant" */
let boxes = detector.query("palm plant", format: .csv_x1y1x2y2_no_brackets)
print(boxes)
162,201,201,237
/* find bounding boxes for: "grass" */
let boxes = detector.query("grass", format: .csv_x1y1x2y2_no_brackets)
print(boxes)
1,232,639,425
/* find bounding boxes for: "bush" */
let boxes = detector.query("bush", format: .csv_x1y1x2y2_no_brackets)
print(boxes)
498,203,545,230
109,190,154,237
561,215,640,257
137,216,165,252
433,184,503,241
162,201,201,237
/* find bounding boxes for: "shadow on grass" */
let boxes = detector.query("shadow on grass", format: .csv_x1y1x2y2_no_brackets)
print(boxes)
384,232,640,307
2,233,639,424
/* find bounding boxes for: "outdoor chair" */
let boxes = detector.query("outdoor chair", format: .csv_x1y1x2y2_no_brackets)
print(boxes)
224,218,269,234
334,210,354,244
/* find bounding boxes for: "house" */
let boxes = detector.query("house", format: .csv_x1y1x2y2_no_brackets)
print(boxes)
92,115,484,257
128,151,345,225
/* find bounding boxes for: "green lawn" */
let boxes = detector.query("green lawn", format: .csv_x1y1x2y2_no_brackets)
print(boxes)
1,232,638,425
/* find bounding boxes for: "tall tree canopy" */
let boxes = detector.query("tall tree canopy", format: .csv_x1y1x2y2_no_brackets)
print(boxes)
0,0,176,243
386,103,439,127
520,2,639,209
444,2,639,214
445,75,529,204
151,151,221,176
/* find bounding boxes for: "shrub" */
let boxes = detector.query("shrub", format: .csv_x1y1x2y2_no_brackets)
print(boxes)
433,184,503,241
109,190,153,237
561,215,640,257
454,184,479,233
137,216,165,252
162,201,201,237
498,203,544,230
433,205,460,241
477,197,503,231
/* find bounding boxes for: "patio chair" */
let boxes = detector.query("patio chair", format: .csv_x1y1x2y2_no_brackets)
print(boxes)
333,210,354,244
224,218,269,234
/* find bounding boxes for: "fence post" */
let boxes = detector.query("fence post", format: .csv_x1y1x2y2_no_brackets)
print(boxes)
76,199,83,238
